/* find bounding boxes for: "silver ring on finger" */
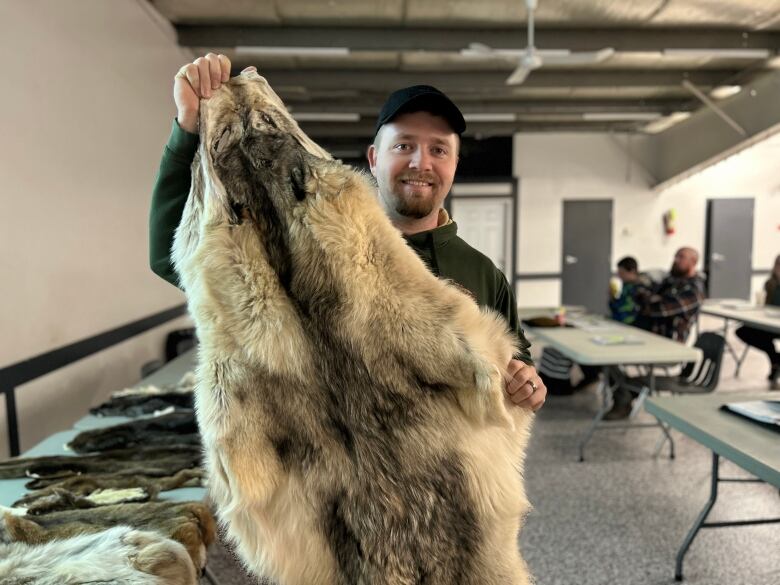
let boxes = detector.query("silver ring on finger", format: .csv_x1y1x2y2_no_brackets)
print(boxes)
528,380,538,391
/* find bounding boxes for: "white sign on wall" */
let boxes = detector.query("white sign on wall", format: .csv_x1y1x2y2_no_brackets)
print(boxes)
450,197,513,278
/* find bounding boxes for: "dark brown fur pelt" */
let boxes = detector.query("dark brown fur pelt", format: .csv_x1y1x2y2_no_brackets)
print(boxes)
14,468,205,513
67,411,199,453
90,391,194,417
0,445,201,483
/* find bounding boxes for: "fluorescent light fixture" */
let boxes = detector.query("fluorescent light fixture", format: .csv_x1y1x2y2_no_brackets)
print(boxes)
462,113,517,122
643,111,692,134
460,47,569,58
235,46,350,57
710,85,742,99
662,48,770,60
292,112,360,122
582,112,662,122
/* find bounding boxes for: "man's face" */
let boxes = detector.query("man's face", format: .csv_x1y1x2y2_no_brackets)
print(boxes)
671,249,696,277
367,111,459,221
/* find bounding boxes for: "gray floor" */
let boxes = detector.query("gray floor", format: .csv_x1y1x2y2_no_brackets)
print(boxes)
201,316,780,584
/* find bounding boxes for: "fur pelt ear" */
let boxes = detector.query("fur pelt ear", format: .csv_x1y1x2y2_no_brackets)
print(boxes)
290,155,311,201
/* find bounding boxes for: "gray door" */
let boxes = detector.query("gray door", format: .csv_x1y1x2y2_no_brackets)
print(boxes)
706,198,754,300
562,200,613,314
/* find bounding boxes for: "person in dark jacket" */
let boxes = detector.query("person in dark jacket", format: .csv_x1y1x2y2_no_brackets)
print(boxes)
609,256,654,325
149,53,546,412
736,254,780,389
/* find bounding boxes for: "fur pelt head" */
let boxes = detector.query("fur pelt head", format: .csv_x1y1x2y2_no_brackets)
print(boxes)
172,70,333,296
0,525,197,585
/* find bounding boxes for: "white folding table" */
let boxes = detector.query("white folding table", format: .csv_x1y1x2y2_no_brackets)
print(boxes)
0,350,202,508
646,392,780,581
525,316,701,460
700,301,780,376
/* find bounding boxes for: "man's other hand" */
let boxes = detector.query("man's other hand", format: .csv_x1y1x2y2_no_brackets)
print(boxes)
504,359,546,411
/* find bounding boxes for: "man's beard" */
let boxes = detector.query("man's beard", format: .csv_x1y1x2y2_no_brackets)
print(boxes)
670,264,687,277
392,175,438,219
394,191,436,219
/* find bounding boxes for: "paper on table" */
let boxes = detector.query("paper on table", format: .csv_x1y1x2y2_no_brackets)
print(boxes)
723,400,780,427
590,335,644,346
720,301,755,310
568,316,614,332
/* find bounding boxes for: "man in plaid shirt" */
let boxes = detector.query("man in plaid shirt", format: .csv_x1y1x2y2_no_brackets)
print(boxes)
635,247,705,342
605,247,705,420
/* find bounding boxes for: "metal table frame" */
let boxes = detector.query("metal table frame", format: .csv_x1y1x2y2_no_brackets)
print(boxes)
646,392,780,581
700,303,780,377
673,451,780,581
577,365,676,462
525,315,699,461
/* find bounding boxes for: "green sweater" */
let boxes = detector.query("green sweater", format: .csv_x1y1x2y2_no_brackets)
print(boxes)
149,120,533,365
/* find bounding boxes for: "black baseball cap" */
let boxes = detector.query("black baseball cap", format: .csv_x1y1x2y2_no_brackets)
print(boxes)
374,85,466,136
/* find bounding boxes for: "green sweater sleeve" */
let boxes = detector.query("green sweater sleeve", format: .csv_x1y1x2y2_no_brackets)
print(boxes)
495,272,534,366
149,119,199,289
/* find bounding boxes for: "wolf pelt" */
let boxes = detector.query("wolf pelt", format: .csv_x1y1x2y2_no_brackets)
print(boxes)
0,525,197,585
172,70,534,585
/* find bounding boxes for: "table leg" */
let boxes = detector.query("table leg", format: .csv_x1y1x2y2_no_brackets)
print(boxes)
734,344,750,378
675,452,719,581
640,368,675,459
720,318,743,367
578,366,613,462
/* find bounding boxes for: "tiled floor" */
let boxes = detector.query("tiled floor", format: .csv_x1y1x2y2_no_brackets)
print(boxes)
202,315,780,584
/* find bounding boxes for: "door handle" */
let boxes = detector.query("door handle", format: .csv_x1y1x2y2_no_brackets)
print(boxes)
565,255,578,265
711,252,725,262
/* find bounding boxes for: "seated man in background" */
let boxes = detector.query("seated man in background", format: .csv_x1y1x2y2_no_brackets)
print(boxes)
604,247,705,420
736,253,780,389
634,247,705,342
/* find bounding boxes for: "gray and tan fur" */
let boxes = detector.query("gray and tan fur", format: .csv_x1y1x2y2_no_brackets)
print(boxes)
172,70,534,585
1,500,216,572
0,525,197,585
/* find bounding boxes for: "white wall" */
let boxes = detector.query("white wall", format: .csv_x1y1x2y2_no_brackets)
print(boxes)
0,0,194,456
514,131,780,308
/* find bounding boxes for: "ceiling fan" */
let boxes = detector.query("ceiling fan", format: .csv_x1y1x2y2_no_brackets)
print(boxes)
462,0,615,85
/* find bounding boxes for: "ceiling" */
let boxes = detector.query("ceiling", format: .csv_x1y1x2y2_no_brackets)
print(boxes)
148,0,780,141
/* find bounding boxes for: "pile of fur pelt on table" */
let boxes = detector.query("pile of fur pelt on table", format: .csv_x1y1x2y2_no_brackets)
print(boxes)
0,372,216,585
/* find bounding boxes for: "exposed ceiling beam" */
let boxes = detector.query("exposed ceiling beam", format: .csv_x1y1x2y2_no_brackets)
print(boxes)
652,69,780,188
300,120,644,139
252,69,742,91
287,100,691,116
177,25,780,52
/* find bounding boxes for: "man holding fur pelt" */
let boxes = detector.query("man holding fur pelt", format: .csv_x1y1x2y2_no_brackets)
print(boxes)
150,53,547,412
150,55,544,584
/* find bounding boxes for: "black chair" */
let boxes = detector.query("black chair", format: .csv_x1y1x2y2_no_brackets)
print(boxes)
653,332,726,394
140,328,199,379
